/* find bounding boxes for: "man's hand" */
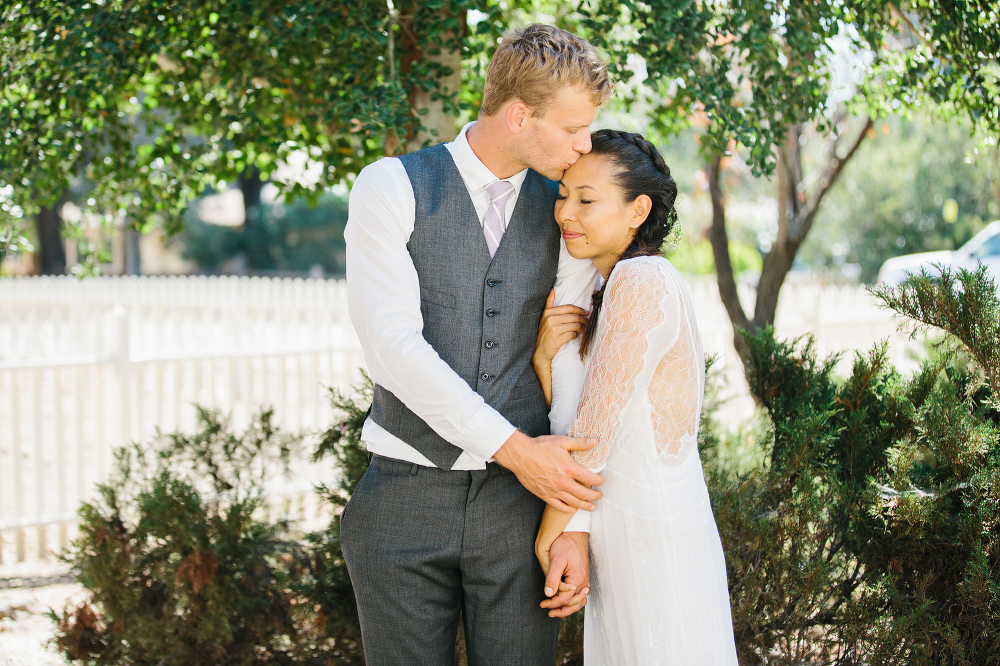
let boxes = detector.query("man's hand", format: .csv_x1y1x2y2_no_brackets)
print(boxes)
493,431,604,511
540,531,590,618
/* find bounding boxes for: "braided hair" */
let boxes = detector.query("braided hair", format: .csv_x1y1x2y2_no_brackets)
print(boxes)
578,129,678,358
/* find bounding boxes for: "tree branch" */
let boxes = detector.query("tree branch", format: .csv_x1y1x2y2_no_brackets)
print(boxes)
753,138,801,328
707,154,750,335
799,116,873,236
781,123,804,241
887,2,935,52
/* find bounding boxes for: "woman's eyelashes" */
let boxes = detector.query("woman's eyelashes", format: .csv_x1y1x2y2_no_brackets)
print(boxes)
556,194,593,205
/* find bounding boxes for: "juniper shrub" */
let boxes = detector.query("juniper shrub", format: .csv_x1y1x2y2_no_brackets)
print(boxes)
709,264,1000,664
53,407,321,665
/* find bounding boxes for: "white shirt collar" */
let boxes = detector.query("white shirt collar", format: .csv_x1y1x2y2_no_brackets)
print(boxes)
446,122,529,196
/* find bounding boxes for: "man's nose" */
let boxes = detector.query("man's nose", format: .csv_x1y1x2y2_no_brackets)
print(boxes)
573,132,592,155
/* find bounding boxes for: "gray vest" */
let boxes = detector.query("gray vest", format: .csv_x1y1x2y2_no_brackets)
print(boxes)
370,143,561,470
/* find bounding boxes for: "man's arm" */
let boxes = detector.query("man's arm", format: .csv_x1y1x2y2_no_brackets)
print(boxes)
493,433,602,512
346,160,603,509
346,159,515,460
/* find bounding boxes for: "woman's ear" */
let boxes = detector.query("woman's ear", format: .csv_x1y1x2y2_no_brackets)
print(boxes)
630,194,652,228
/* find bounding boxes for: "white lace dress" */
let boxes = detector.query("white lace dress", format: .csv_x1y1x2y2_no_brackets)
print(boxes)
550,254,738,665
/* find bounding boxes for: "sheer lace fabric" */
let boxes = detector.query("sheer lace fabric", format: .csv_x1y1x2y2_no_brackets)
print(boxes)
569,256,705,472
553,256,738,665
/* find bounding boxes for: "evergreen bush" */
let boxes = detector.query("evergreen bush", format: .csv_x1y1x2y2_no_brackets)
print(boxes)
53,408,332,665
707,263,1000,664
297,379,373,664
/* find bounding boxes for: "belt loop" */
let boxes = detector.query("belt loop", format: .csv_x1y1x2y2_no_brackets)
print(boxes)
409,463,419,476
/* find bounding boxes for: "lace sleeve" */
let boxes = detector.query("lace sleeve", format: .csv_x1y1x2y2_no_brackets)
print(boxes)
569,259,678,472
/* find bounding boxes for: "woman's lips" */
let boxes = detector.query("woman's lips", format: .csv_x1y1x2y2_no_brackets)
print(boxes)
562,230,583,240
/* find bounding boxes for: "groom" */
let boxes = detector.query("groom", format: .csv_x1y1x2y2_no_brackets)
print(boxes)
342,24,611,665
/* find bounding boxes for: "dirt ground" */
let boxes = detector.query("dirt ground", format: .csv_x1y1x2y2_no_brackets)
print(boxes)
0,562,83,666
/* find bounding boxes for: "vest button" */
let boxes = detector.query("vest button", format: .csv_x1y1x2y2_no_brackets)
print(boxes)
484,340,495,349
486,278,497,287
481,372,491,381
485,308,498,317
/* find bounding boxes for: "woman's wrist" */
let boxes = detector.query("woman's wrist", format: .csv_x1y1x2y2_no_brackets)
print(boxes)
532,350,552,373
535,528,557,573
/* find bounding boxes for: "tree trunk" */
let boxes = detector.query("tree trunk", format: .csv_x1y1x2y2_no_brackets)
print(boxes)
237,165,264,228
753,125,806,328
706,154,751,360
709,117,874,372
123,226,141,275
34,203,67,275
111,222,142,275
386,3,465,155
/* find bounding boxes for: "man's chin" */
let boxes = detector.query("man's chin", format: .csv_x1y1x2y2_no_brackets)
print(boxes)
539,166,567,181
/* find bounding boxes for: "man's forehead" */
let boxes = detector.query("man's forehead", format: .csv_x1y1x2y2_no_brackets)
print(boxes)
542,100,599,126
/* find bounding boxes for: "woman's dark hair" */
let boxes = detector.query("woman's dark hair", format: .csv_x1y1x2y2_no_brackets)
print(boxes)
579,129,678,357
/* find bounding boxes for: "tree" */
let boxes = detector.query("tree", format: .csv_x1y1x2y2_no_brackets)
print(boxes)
586,1,1000,363
0,1,500,261
7,0,995,288
34,199,67,274
177,189,351,275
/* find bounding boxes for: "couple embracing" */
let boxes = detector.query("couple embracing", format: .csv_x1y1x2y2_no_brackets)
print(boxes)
342,24,739,665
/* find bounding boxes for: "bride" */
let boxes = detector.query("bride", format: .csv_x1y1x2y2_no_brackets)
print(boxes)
533,130,739,664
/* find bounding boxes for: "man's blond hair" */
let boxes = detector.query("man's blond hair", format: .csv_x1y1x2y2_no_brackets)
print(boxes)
480,24,612,118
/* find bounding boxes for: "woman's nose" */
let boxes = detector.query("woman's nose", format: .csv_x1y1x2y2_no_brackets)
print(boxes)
557,202,574,222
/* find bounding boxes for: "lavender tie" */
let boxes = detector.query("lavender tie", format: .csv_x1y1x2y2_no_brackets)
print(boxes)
483,180,515,258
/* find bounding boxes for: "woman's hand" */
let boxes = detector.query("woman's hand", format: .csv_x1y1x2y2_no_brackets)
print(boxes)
535,506,588,616
534,290,588,367
535,519,560,576
533,290,588,408
535,535,553,575
535,504,578,574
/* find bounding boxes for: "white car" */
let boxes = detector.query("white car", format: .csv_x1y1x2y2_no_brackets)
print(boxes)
877,220,1000,285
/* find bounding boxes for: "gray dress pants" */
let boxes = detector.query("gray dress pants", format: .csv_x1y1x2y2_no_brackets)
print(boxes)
340,454,560,665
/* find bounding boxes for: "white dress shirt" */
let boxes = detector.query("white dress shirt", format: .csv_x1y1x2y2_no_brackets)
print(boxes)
345,122,598,529
546,269,602,533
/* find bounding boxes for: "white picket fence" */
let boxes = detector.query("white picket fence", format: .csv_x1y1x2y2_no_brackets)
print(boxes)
687,276,921,425
0,275,366,565
0,274,918,566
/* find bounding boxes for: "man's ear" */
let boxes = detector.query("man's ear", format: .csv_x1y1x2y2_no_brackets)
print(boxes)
506,100,530,134
630,194,652,228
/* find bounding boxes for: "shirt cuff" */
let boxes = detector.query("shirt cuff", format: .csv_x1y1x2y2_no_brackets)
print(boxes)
460,405,517,462
563,508,592,533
